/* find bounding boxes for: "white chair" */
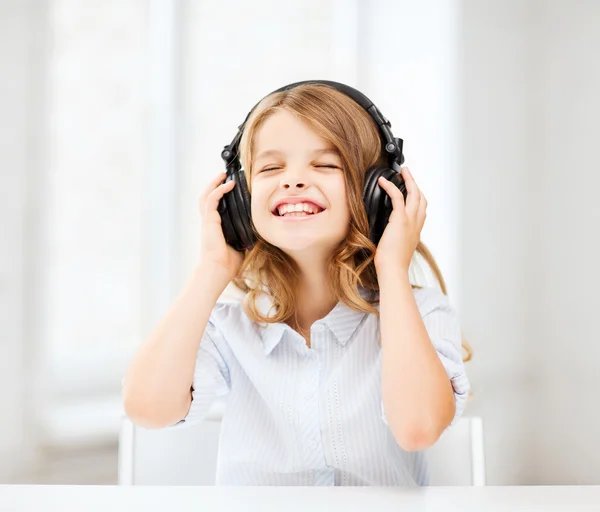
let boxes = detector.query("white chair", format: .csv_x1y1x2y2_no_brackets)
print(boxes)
119,411,485,486
118,401,225,486
427,416,486,486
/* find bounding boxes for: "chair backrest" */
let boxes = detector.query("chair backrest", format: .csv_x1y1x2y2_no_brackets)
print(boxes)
427,416,486,486
119,411,485,486
118,402,225,486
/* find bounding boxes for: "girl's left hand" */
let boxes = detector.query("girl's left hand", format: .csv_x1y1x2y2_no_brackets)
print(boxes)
373,167,427,275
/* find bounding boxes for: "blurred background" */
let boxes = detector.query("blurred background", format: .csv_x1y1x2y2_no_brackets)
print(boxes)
1,0,599,486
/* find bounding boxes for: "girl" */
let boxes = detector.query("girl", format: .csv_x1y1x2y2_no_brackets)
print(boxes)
122,81,471,486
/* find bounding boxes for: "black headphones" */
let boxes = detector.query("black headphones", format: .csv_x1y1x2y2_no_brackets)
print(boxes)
218,80,407,252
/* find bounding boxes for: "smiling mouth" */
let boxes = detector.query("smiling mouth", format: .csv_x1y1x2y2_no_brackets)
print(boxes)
272,209,326,219
272,203,326,217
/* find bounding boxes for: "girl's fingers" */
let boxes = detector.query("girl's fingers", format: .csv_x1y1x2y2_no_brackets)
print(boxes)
417,190,427,226
401,167,421,216
205,180,235,213
378,176,405,213
199,171,229,211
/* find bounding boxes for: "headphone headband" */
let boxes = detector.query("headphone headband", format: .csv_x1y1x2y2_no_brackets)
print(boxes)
220,80,404,174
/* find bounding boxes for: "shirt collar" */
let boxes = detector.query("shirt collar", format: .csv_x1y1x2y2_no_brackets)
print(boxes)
256,286,378,356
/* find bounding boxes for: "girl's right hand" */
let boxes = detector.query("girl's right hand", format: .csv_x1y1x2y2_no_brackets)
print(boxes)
198,171,245,281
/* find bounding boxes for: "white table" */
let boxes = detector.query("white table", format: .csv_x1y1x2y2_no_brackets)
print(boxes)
2,486,600,512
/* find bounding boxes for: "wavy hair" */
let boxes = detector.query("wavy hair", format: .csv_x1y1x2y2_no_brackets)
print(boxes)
230,83,471,362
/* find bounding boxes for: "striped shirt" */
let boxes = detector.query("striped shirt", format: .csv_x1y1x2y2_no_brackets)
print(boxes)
171,285,470,486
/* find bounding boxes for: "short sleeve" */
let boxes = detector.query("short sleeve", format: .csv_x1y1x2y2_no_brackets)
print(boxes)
170,308,231,428
419,287,470,427
381,286,470,429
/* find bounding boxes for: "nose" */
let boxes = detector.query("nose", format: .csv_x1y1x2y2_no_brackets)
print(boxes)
279,167,307,189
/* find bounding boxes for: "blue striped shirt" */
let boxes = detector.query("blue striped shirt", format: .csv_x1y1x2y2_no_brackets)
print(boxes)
172,285,470,486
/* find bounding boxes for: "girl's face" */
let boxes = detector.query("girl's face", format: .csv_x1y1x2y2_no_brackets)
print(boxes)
250,110,351,257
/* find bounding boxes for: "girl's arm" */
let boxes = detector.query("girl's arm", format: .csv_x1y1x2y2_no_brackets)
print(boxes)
122,262,231,428
378,266,456,452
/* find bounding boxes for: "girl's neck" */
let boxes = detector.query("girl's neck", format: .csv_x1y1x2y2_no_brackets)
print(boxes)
292,274,337,335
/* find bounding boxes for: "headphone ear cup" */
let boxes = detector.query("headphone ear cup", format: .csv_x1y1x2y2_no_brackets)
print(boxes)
217,176,239,250
363,166,407,246
233,170,256,249
218,170,256,252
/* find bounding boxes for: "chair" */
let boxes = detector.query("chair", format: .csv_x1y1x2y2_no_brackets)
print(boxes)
118,401,225,486
427,416,486,486
118,410,485,486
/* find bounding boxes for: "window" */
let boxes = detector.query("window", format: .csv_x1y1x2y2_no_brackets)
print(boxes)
40,0,149,446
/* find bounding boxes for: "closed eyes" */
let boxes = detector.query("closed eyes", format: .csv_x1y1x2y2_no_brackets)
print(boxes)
260,164,341,173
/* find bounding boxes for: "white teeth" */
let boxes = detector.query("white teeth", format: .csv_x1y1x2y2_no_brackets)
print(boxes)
276,202,323,216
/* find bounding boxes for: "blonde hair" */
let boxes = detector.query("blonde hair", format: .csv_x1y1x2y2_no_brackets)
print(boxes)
230,83,471,362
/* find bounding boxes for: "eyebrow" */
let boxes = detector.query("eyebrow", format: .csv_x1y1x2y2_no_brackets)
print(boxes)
255,148,341,161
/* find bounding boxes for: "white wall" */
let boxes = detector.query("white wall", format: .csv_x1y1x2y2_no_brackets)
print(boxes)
0,0,48,483
458,0,600,484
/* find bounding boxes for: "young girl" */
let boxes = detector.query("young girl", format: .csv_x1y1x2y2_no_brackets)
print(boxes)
122,81,471,486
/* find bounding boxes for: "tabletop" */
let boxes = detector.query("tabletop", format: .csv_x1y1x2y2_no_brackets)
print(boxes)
2,485,600,512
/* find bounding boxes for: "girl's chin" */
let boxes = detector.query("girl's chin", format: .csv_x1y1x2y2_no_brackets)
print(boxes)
261,234,344,254
269,239,321,252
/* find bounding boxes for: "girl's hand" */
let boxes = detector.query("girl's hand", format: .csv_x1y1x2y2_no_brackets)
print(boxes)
198,171,245,281
373,167,427,276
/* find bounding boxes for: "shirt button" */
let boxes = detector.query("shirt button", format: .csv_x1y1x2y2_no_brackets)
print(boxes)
308,439,319,450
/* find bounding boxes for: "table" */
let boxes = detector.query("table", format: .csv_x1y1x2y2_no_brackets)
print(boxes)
2,485,600,511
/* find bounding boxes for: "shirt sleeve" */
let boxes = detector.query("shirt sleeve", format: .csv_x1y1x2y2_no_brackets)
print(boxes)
169,306,231,428
381,286,470,429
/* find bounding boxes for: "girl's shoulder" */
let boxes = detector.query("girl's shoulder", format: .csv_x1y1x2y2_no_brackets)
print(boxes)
412,285,454,316
205,300,257,349
210,299,245,324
